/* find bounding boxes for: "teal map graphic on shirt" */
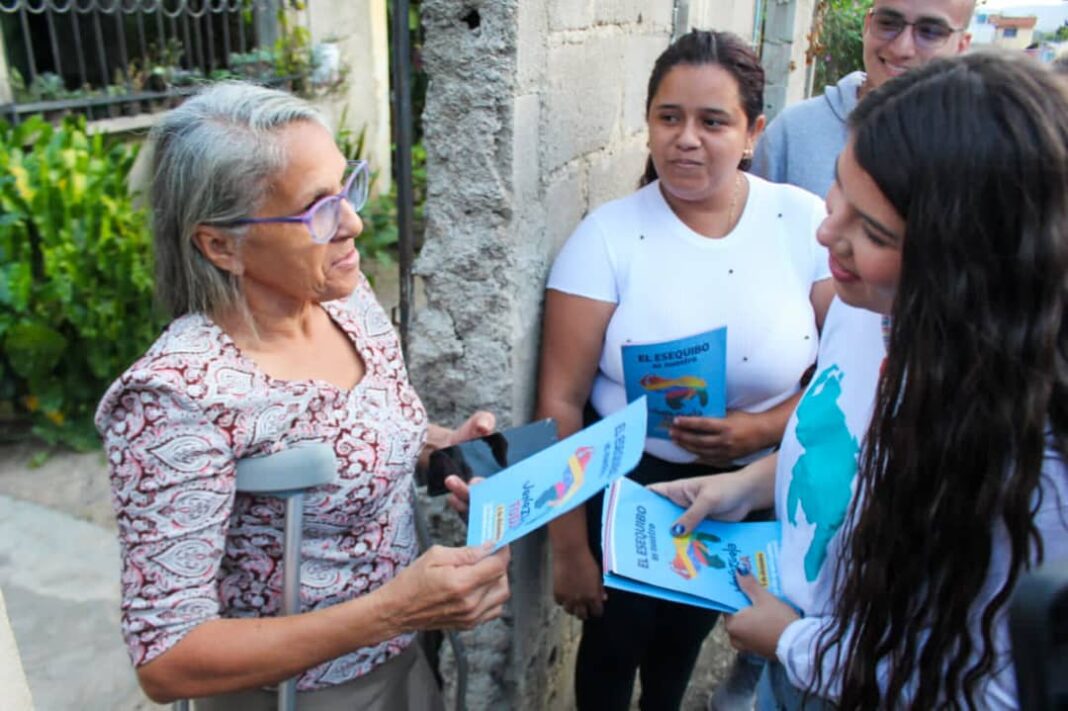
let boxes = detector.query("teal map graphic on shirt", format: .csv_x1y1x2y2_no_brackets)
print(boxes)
786,364,859,582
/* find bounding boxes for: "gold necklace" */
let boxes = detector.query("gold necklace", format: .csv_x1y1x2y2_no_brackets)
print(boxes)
724,172,742,236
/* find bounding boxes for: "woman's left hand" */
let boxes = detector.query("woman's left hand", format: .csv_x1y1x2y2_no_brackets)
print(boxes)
444,475,485,518
447,411,496,447
723,566,800,659
670,411,770,467
433,411,495,518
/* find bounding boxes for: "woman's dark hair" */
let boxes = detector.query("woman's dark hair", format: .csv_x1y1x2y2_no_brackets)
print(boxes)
640,30,764,185
814,52,1068,709
1053,53,1068,76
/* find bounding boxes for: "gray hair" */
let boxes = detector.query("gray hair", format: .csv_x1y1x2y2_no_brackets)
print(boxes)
149,81,328,318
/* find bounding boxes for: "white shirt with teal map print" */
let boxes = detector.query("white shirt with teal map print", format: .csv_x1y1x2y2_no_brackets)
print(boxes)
771,297,1068,708
775,296,884,621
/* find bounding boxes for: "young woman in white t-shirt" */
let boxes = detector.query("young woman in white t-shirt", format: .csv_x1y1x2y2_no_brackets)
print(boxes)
538,30,834,710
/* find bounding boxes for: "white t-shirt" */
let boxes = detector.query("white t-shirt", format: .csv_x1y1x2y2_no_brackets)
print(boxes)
547,174,830,462
774,297,1068,707
775,296,885,618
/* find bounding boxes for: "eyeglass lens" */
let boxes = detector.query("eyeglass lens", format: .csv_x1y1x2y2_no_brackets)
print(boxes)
872,10,953,47
346,164,369,213
308,165,369,243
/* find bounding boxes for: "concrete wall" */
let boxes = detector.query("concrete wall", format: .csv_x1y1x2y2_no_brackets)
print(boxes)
762,0,819,118
306,0,393,191
408,1,762,708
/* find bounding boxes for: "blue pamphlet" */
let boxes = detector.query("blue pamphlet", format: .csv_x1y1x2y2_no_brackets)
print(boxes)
621,327,727,439
601,477,781,613
466,398,647,549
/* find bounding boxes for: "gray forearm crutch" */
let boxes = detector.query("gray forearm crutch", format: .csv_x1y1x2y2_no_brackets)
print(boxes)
173,443,337,711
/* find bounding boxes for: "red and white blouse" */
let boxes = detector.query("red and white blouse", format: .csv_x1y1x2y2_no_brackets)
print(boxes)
95,275,428,690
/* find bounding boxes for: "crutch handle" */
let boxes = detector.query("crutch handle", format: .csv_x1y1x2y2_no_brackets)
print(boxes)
235,444,338,495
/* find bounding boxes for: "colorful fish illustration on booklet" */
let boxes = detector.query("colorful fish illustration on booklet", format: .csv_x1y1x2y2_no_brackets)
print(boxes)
535,446,591,508
639,374,710,410
670,530,726,580
622,328,726,439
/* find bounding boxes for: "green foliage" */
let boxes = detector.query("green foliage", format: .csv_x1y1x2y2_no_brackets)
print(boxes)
274,3,313,89
336,117,427,269
0,116,166,449
808,0,868,94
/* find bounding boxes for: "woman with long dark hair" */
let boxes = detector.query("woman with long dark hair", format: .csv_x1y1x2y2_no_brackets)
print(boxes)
653,51,1068,709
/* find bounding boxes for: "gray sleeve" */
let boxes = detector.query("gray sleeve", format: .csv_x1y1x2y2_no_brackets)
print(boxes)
752,113,788,183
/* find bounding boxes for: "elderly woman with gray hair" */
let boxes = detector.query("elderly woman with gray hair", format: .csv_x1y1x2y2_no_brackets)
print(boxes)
94,81,509,710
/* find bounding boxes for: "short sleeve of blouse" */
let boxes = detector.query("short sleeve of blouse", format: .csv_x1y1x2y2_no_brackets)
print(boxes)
98,376,236,667
546,214,618,304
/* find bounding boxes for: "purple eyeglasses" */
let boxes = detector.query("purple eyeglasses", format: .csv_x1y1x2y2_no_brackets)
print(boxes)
210,160,369,244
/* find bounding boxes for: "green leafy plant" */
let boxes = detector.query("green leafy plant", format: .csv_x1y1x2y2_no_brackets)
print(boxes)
335,117,427,269
274,2,313,90
0,116,166,449
807,0,868,94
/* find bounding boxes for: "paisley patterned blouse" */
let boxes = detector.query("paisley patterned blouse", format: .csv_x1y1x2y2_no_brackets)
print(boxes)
95,274,428,690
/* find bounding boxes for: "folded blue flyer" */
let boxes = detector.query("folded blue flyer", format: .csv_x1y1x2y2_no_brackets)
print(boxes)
466,398,647,549
621,327,727,439
601,477,781,613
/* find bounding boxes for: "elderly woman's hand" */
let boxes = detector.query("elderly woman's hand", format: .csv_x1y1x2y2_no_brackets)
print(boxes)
424,411,495,458
382,543,511,632
445,411,496,446
444,475,486,518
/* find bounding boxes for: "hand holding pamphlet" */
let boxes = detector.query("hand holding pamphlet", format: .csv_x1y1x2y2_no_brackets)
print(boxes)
621,327,727,440
465,398,647,549
601,477,781,613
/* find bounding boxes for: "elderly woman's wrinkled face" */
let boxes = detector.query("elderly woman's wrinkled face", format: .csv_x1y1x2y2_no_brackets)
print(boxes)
237,120,363,306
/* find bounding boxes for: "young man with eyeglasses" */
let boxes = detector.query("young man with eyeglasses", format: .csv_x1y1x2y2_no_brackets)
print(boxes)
751,0,974,198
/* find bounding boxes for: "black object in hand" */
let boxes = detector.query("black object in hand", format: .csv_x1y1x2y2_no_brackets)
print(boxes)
425,418,558,496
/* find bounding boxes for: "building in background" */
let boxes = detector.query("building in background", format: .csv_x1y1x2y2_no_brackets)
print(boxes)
989,14,1039,48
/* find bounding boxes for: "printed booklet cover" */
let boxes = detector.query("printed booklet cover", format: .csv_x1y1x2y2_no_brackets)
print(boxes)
621,327,727,440
601,477,781,613
466,398,647,549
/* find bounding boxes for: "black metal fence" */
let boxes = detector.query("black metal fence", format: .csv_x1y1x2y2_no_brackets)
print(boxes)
0,0,299,122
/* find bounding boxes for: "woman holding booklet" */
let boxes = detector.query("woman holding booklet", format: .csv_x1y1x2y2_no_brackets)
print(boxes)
537,30,834,710
95,82,509,709
654,53,1068,709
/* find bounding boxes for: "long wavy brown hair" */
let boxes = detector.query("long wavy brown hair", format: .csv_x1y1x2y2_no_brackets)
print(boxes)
813,53,1068,709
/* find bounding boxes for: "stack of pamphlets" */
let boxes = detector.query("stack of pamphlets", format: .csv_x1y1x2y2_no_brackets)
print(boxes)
601,477,781,612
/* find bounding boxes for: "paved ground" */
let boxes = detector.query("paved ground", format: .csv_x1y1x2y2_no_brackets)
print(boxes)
0,443,164,711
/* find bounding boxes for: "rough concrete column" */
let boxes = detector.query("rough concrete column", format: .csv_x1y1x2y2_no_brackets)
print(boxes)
409,2,540,708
